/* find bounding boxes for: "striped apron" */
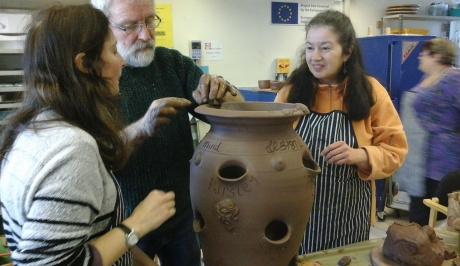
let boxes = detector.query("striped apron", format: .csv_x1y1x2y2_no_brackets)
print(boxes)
110,171,133,266
296,110,371,254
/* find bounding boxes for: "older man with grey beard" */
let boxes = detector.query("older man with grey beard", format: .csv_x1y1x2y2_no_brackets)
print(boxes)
91,0,244,265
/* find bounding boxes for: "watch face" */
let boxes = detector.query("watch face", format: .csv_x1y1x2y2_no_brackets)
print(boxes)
127,231,139,247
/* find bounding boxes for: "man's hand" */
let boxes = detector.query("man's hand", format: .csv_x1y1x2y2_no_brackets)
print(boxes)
192,74,244,105
139,97,191,137
123,97,191,147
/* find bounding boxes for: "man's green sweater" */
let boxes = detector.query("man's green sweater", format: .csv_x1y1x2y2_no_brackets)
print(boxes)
115,46,203,238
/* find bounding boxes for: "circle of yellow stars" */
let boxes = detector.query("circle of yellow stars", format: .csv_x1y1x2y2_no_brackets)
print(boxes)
278,5,293,22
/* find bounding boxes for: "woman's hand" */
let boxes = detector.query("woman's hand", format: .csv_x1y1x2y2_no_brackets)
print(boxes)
89,190,174,266
124,190,176,238
321,141,371,171
132,246,159,266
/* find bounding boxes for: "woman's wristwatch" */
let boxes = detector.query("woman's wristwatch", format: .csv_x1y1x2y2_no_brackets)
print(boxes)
117,224,139,248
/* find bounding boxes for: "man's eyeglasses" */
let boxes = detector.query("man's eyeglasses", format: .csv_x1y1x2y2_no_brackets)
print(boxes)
419,51,434,57
110,14,161,35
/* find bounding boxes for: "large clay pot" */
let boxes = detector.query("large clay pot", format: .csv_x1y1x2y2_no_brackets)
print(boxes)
190,102,320,266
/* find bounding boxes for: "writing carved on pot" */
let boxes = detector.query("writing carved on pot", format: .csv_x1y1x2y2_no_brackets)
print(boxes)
207,176,259,198
201,141,222,152
216,199,239,231
265,139,302,153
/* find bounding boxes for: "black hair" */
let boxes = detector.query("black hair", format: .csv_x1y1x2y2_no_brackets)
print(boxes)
286,10,375,120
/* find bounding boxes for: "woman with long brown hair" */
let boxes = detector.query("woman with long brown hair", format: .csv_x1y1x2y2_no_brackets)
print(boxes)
275,10,407,254
0,5,175,265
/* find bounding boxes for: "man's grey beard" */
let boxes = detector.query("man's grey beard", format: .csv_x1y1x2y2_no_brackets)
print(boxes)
117,39,156,67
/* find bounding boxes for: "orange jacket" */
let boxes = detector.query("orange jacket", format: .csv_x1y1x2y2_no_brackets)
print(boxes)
275,76,408,225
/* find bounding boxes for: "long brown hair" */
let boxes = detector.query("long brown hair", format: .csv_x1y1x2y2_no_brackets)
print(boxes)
0,4,130,170
287,10,375,120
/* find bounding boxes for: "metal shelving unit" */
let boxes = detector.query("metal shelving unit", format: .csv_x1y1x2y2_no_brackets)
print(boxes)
0,70,23,76
381,14,460,35
0,85,24,92
0,48,24,123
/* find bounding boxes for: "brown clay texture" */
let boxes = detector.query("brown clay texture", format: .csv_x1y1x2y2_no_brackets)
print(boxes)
190,102,320,266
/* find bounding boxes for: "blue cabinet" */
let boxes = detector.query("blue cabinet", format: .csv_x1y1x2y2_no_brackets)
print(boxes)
358,35,434,112
239,89,277,102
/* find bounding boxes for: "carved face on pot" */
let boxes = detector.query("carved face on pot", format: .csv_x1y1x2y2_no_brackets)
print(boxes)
216,199,240,231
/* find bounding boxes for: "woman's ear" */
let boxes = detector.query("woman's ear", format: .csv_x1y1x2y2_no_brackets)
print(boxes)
433,53,443,63
74,52,88,73
343,45,353,62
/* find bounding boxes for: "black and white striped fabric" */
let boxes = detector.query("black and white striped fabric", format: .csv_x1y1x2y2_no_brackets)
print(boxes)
296,110,371,254
110,172,133,266
0,113,133,265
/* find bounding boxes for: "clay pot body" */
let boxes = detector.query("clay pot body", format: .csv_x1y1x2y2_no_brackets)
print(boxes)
190,102,320,266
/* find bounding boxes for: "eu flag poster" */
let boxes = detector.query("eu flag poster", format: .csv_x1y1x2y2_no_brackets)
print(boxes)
271,2,299,24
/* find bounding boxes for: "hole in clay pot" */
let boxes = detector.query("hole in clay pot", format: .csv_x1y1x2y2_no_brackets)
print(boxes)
193,211,205,233
218,161,247,181
265,220,289,242
302,152,318,170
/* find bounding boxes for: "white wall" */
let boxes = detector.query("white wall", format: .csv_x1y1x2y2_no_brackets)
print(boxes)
159,0,343,87
160,0,452,87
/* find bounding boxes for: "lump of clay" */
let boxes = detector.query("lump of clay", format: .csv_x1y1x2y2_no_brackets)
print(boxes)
338,256,351,266
445,247,458,260
447,191,460,231
382,222,444,266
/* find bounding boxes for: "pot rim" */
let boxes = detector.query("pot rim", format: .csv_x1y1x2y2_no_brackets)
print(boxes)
195,102,309,118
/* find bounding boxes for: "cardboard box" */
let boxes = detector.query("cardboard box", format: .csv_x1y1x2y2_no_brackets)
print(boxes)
390,29,429,35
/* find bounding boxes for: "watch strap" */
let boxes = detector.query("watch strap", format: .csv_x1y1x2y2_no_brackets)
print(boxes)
117,224,139,248
117,224,131,235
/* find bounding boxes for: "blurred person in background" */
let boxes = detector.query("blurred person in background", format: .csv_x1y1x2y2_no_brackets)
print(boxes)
397,38,460,226
275,10,407,254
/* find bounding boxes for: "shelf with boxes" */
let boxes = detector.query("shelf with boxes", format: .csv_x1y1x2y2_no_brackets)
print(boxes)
381,14,460,36
0,48,24,123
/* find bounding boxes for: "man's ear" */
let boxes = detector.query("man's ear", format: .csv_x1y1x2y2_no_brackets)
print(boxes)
75,52,88,73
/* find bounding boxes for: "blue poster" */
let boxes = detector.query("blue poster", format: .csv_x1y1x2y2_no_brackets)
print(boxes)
271,2,299,24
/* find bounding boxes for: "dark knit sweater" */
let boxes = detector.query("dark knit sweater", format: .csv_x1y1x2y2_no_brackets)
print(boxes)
115,46,203,238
